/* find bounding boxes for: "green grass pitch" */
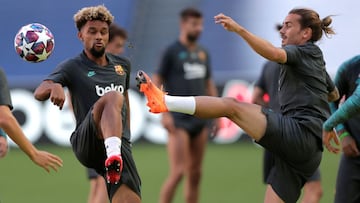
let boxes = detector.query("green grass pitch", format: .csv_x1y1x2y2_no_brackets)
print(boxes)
0,143,339,203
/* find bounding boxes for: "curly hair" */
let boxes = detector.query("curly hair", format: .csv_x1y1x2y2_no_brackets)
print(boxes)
73,5,114,31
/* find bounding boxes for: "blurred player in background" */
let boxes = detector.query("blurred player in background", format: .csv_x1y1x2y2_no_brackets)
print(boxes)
137,8,336,202
152,7,218,203
106,23,128,55
0,68,62,171
322,55,360,203
85,23,128,203
253,59,338,202
34,5,141,203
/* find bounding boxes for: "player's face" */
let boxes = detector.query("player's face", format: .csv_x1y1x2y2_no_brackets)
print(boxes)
106,36,126,55
181,17,203,43
78,20,109,58
279,14,309,46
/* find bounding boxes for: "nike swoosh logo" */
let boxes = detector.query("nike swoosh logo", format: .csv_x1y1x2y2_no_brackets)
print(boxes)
87,71,96,77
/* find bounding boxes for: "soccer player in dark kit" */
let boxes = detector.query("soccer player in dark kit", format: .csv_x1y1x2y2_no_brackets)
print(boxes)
85,23,128,203
34,5,141,203
137,8,336,203
253,61,339,203
152,8,218,203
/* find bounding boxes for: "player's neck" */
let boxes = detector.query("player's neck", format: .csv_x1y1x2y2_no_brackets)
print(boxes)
179,36,197,51
84,50,108,66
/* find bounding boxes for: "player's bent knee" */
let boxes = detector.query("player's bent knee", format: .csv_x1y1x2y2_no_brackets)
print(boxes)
96,91,124,109
103,91,124,103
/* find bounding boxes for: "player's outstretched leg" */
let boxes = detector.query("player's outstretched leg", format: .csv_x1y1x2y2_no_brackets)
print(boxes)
136,70,267,141
92,91,124,184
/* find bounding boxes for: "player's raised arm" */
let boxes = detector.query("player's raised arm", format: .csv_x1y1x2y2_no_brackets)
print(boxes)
214,13,287,64
34,80,65,110
0,105,63,172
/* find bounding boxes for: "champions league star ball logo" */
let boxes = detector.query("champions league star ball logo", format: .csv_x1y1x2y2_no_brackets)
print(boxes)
14,23,55,63
114,65,125,75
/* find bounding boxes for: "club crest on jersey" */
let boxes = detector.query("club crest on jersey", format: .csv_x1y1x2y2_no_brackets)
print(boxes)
114,65,125,75
198,50,207,62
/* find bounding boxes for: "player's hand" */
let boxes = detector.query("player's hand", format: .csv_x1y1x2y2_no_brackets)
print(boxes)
161,112,175,134
323,129,340,154
341,135,360,157
0,136,8,158
50,83,65,110
214,13,241,33
30,150,63,173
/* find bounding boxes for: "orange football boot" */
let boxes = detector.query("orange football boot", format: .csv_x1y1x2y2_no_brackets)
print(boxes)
136,70,168,113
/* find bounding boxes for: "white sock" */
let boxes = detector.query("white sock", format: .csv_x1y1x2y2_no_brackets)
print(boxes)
104,137,122,157
164,95,196,115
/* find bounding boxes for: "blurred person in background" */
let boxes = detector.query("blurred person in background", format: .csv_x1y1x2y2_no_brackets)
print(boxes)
322,55,360,203
106,23,128,56
152,7,218,203
0,68,62,171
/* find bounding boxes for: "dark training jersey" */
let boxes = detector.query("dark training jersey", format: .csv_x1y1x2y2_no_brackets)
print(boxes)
255,61,335,114
157,41,211,96
280,42,331,140
255,61,281,112
330,55,360,146
46,52,131,140
0,68,13,110
0,68,12,137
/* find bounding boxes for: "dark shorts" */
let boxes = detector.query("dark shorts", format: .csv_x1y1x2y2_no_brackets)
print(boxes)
171,112,209,138
70,109,141,199
87,168,100,179
335,154,360,203
257,108,322,203
263,150,321,184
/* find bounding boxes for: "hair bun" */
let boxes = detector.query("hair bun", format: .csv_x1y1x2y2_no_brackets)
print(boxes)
321,16,335,35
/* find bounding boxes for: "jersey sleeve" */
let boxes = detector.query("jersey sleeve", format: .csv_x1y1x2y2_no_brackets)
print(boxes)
45,61,71,87
284,45,301,65
330,60,352,132
324,84,360,131
157,47,172,78
334,61,350,99
0,68,13,110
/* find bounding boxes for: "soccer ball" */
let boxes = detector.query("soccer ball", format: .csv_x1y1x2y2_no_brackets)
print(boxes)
14,23,55,63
